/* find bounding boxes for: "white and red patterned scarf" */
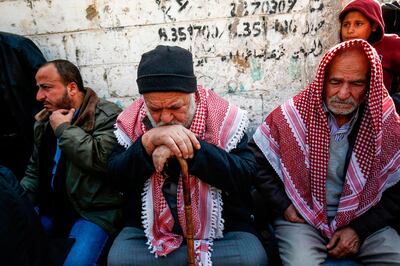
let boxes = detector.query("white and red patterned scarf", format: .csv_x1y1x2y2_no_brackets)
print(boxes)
254,39,400,238
114,86,248,265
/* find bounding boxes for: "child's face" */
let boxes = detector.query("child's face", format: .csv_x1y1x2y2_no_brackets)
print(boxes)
341,11,377,41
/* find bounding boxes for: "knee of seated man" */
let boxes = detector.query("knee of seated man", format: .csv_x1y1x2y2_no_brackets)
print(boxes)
241,248,268,266
280,245,326,265
233,232,268,266
0,166,24,196
362,226,400,254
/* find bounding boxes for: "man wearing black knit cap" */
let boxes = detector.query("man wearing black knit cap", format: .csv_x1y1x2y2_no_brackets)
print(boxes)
107,45,267,265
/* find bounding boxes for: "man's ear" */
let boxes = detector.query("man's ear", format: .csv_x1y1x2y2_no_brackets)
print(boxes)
67,82,79,96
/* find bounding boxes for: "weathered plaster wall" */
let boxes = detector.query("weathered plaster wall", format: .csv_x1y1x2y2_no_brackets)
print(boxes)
1,0,353,133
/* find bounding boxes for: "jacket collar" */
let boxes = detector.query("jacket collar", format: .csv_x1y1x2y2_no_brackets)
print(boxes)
35,87,99,132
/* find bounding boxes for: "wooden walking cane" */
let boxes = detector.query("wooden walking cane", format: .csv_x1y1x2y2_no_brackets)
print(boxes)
177,157,196,266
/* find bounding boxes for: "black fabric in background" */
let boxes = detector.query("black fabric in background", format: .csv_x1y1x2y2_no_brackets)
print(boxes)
0,32,46,179
0,165,73,266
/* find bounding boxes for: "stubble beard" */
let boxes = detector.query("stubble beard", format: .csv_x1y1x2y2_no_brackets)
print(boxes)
44,88,72,112
58,90,73,110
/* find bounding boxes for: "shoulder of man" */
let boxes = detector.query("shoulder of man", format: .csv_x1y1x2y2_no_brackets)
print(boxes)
0,31,40,52
95,98,122,117
0,32,25,46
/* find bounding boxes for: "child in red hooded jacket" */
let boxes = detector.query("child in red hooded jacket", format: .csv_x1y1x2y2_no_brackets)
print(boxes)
339,0,400,112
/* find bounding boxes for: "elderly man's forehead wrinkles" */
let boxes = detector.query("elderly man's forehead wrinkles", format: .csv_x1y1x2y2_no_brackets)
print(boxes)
145,93,188,107
326,48,370,77
169,101,185,109
147,98,183,108
334,47,370,66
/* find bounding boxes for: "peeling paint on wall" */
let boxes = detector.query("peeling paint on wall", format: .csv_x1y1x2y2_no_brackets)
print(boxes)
86,4,98,20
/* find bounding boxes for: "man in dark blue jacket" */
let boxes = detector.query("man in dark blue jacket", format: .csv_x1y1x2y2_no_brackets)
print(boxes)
107,45,267,266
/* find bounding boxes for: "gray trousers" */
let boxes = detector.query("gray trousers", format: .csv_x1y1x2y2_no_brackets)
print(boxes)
107,227,267,266
274,218,400,266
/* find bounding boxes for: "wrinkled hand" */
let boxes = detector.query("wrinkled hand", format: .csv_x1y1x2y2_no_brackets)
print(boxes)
142,124,201,158
327,227,360,258
49,108,75,131
152,145,174,172
284,204,305,223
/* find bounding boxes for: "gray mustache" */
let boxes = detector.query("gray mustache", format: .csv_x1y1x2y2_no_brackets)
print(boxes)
329,96,355,105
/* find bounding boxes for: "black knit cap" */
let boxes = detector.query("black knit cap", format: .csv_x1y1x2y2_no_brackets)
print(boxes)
137,45,197,94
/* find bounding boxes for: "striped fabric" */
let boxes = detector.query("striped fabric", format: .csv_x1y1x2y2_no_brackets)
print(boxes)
254,39,400,238
115,86,248,265
324,104,360,142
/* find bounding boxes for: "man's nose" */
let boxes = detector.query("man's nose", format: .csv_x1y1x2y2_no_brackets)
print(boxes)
160,110,173,124
36,88,45,101
347,24,355,34
337,84,351,99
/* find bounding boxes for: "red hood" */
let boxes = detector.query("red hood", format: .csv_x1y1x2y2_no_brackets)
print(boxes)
339,0,384,43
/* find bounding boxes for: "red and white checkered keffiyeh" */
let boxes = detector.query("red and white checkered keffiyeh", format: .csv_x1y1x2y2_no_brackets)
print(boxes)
254,39,400,238
115,86,248,265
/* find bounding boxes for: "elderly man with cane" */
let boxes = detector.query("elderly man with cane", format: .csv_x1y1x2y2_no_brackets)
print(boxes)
107,45,267,266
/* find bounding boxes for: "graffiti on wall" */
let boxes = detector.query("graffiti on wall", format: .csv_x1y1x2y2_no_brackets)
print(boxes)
147,0,331,130
151,0,329,118
229,0,298,16
156,0,326,63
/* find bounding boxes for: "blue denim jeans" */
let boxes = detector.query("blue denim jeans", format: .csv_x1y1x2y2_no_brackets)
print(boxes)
41,216,109,265
325,258,360,266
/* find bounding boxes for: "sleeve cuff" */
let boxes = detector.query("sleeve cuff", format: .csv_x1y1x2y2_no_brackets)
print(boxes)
134,136,154,171
54,122,70,138
348,219,371,243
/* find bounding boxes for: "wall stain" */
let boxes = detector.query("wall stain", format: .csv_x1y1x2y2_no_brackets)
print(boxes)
62,35,68,59
289,57,301,80
236,1,245,17
232,54,250,72
229,17,240,37
250,59,262,81
226,80,238,94
86,4,98,20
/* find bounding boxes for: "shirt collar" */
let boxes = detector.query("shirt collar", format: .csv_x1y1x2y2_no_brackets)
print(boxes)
323,103,360,141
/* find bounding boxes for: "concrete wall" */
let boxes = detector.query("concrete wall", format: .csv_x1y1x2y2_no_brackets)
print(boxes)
0,0,354,133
